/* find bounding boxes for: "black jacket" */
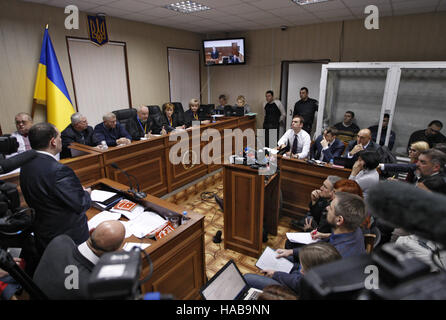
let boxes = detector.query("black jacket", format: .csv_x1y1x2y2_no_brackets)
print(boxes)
183,109,201,128
126,115,162,140
20,153,90,254
344,140,381,162
33,235,95,299
161,113,184,132
60,124,96,159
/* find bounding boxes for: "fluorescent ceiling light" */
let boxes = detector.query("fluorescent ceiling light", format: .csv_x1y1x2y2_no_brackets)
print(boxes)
292,0,330,5
165,1,211,14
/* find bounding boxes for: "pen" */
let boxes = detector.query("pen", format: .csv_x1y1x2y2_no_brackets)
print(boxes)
311,229,318,238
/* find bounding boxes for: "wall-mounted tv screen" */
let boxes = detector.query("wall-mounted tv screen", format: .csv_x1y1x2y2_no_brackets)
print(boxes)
203,38,245,66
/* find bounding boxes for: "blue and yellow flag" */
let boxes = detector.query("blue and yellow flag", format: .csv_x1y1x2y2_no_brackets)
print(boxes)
33,26,74,131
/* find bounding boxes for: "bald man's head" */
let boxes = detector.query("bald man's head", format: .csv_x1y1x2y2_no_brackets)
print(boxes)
90,221,125,255
357,128,372,146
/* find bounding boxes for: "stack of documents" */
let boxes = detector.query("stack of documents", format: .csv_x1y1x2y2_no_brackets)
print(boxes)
121,211,168,239
256,247,294,273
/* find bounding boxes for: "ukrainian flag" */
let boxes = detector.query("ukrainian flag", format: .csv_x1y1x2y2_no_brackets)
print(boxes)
33,26,74,131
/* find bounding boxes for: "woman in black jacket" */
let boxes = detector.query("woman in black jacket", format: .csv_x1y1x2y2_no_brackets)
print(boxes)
161,102,184,132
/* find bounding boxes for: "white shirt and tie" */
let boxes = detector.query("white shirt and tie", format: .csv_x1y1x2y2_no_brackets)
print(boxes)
277,128,311,159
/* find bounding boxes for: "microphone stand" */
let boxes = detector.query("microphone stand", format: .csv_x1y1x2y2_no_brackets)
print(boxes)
109,163,146,199
0,249,47,300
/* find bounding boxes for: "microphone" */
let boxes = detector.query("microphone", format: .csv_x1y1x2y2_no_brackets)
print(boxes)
213,230,222,243
366,181,446,246
109,162,146,199
0,150,37,174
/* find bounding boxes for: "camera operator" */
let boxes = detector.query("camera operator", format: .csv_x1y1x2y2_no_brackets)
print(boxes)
33,221,125,299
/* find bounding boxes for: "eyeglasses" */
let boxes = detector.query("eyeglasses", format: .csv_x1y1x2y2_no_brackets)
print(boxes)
15,120,29,125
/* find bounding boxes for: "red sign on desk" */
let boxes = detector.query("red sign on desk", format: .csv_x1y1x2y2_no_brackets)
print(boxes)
113,199,137,212
155,222,176,240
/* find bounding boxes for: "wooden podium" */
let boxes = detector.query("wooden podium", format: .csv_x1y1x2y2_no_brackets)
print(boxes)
223,164,280,258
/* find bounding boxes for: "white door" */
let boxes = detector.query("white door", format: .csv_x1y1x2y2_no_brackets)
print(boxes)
286,63,325,130
168,48,200,111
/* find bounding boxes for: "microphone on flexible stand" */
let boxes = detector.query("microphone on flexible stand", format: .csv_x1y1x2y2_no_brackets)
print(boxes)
109,162,146,199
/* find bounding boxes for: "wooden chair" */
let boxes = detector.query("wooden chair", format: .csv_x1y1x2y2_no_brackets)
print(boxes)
364,226,381,254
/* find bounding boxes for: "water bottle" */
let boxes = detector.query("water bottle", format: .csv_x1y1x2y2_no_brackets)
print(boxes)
101,140,108,150
182,210,190,224
329,158,334,166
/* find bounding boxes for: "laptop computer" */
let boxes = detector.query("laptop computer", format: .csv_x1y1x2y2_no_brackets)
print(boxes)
200,260,263,300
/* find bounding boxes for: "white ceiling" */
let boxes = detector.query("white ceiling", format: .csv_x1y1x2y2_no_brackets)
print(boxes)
22,0,446,34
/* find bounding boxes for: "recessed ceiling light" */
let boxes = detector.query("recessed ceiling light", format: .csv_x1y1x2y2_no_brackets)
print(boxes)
292,0,330,5
165,1,211,14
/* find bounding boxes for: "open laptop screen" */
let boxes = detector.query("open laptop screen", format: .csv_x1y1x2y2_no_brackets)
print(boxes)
201,261,247,300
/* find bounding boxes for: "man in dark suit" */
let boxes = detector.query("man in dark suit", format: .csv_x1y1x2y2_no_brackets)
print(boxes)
93,112,132,147
20,122,91,255
343,128,380,163
33,221,125,300
126,106,165,140
310,127,345,162
60,112,96,158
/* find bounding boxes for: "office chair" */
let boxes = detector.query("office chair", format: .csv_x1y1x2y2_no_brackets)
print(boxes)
172,102,185,125
112,108,137,131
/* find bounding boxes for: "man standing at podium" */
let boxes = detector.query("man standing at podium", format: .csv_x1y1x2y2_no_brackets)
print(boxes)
20,123,91,256
277,115,311,159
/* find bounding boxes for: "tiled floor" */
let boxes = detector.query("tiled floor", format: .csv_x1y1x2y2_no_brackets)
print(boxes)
174,179,296,279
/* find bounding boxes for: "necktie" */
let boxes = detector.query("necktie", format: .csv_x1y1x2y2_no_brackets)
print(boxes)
23,136,31,151
292,134,298,154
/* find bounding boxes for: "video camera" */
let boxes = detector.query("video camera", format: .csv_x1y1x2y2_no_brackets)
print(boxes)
300,181,446,300
88,247,174,300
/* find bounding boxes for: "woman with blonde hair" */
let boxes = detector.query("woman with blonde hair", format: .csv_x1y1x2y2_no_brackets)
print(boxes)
183,98,210,127
235,95,250,114
379,140,429,183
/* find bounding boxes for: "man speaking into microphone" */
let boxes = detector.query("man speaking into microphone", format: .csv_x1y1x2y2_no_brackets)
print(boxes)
20,123,91,256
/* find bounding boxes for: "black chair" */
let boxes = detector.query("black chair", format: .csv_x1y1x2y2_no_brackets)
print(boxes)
112,108,136,131
172,102,185,125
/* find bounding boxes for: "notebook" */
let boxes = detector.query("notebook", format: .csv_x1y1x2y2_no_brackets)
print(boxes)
200,260,262,300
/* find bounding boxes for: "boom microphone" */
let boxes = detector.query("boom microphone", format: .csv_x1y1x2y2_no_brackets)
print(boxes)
366,181,446,246
0,150,37,174
109,162,146,199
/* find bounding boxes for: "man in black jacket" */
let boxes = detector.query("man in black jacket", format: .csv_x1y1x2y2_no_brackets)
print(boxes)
20,122,91,255
126,106,165,140
60,112,96,158
33,221,125,300
292,87,318,134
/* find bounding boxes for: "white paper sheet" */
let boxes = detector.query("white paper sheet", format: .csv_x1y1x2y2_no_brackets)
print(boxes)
255,247,294,273
87,211,122,230
286,232,319,245
123,242,151,252
91,190,117,202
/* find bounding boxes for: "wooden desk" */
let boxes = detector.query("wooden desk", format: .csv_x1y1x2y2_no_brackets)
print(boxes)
69,116,256,197
279,157,351,219
88,178,206,300
223,164,280,258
